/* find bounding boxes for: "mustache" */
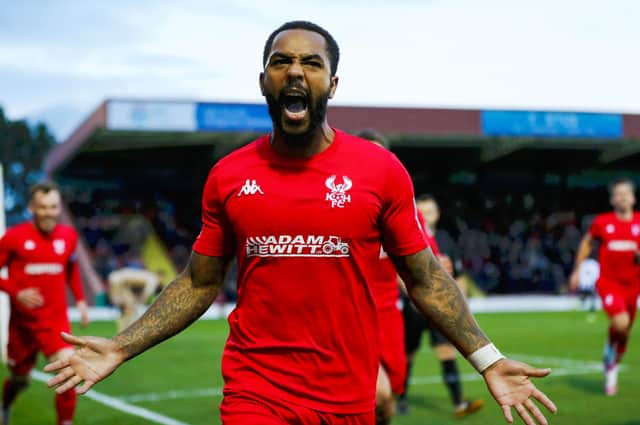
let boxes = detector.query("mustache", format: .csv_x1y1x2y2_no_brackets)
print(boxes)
278,84,309,100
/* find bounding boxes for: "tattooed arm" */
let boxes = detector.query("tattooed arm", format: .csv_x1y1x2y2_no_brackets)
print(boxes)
391,248,557,425
390,248,489,355
45,252,230,394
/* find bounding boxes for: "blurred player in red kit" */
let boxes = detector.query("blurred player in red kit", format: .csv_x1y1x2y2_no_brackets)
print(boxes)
355,129,408,425
570,177,640,395
0,181,89,425
46,21,556,425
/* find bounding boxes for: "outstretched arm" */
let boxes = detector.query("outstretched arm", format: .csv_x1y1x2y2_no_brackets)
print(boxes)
45,251,230,393
112,252,228,360
390,248,557,425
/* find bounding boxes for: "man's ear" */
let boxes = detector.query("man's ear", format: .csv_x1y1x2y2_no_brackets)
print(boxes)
259,72,266,96
328,75,339,99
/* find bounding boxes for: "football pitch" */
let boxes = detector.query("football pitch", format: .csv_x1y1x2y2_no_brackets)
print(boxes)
3,311,638,425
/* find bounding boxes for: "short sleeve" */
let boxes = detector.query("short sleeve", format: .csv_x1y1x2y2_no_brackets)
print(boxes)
192,166,236,257
0,231,16,296
588,215,601,239
380,154,427,256
0,230,14,268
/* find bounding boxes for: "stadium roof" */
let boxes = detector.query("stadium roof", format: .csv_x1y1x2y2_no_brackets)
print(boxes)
45,99,640,176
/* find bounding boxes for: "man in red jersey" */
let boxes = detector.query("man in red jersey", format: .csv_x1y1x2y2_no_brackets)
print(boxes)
355,129,409,425
570,177,640,396
46,21,556,425
0,181,89,425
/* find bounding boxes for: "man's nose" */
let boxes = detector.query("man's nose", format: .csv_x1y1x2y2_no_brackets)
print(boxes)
286,60,304,80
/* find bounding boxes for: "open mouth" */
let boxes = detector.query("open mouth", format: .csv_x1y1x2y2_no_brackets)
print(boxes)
281,92,308,121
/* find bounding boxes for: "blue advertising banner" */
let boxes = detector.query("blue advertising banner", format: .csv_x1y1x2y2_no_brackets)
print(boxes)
196,102,272,132
481,110,622,139
107,101,196,131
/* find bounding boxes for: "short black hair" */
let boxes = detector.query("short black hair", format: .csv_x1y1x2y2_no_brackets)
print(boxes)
416,193,437,204
29,181,59,200
263,21,340,76
609,177,636,195
355,129,389,149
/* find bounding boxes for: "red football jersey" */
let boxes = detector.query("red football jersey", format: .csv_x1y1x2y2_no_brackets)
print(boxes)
193,129,427,413
0,222,84,329
589,212,640,284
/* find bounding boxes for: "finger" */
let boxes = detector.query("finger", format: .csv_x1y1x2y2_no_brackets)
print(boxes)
524,365,551,378
60,332,86,346
525,399,548,425
515,403,536,425
23,299,39,309
43,358,69,373
533,388,557,413
55,375,83,394
47,367,75,387
77,380,95,395
501,404,513,423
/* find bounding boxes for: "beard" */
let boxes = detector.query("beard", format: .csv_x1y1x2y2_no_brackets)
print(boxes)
266,87,330,147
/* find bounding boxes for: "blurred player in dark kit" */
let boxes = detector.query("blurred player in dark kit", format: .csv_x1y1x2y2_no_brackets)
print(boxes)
398,194,483,417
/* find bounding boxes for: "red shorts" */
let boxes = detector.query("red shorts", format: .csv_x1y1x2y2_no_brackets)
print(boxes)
597,279,640,322
220,392,374,425
377,303,406,395
7,321,71,376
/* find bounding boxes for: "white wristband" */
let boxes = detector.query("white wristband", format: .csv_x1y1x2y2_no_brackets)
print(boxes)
467,343,505,373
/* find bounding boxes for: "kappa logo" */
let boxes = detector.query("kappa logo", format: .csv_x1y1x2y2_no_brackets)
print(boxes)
24,240,35,250
632,224,640,237
53,239,66,255
325,175,352,208
237,179,264,197
606,224,615,234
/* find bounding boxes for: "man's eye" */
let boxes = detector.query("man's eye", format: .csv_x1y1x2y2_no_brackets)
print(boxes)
306,61,322,68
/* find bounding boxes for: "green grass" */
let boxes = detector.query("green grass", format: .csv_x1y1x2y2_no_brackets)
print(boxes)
2,311,639,424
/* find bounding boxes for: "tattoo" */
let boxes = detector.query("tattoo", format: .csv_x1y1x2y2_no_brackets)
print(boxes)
390,249,489,355
113,252,230,360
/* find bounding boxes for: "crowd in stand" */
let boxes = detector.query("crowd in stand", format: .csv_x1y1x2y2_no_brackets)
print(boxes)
66,188,603,296
424,191,600,294
66,189,198,284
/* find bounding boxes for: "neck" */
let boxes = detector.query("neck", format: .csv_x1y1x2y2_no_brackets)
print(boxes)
270,121,334,158
33,223,54,235
615,209,633,221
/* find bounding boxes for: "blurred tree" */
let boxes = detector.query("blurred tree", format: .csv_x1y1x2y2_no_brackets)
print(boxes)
0,106,56,226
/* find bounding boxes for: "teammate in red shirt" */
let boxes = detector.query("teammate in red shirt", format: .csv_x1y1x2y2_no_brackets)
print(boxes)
0,181,89,425
355,129,411,424
570,177,640,396
46,21,556,425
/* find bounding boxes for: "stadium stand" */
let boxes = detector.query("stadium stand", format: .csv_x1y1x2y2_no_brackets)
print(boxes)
44,100,640,304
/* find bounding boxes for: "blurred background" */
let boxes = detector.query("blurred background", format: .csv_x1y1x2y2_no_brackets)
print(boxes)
1,1,639,424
